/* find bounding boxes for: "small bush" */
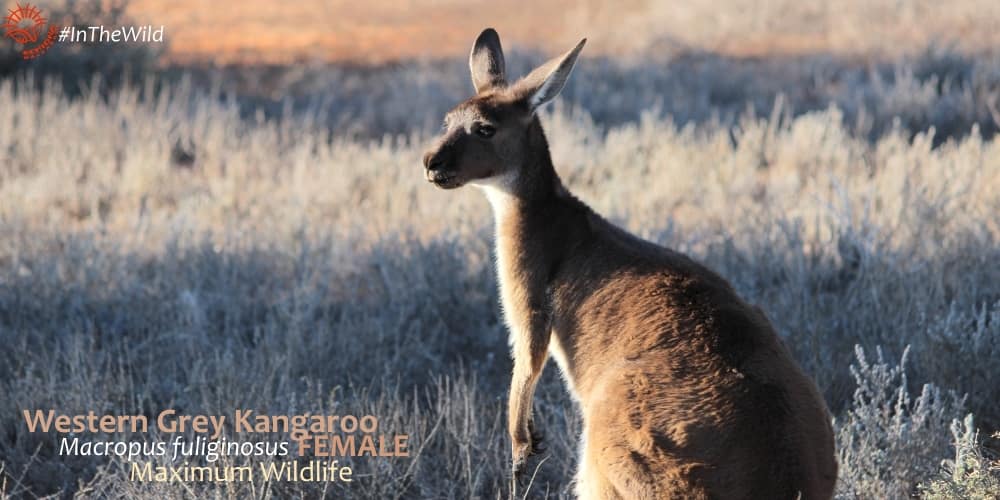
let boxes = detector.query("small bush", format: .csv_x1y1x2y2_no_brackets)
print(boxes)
835,346,966,499
920,415,1000,500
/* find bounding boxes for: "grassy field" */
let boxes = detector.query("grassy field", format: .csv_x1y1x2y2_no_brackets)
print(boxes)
2,1,1000,498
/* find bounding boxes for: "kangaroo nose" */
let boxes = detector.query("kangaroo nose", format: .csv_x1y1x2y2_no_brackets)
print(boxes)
424,151,445,171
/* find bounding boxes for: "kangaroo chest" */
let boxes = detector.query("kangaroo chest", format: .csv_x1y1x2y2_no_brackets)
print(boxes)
484,186,586,399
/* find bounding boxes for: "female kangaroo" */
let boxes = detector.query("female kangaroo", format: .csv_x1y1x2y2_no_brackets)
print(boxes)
422,28,838,500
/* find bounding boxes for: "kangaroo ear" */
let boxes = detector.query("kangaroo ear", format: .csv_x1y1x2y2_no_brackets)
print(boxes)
513,38,586,113
469,28,506,94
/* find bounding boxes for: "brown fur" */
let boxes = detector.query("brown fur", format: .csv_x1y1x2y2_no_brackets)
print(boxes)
423,28,837,499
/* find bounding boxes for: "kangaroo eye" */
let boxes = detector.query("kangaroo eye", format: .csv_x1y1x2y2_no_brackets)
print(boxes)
474,123,496,138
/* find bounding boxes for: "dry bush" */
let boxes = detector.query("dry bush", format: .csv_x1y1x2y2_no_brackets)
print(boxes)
835,346,965,499
919,415,1000,500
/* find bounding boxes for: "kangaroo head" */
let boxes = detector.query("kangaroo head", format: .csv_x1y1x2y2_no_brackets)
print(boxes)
423,28,585,191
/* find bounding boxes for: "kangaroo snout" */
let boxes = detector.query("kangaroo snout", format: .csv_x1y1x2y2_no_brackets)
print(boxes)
423,150,444,171
423,149,442,170
423,149,462,189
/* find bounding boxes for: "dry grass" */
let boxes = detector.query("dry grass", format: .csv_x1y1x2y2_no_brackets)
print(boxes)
1,65,998,497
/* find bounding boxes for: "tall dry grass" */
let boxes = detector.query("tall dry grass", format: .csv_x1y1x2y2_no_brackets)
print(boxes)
1,46,999,498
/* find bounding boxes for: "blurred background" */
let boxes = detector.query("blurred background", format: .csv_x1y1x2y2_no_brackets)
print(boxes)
122,0,1000,63
3,0,1000,138
1,1,999,499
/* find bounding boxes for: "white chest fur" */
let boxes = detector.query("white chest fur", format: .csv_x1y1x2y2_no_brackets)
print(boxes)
480,184,520,348
479,183,580,400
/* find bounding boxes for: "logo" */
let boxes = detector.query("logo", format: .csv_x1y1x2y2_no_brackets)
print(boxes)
2,2,60,59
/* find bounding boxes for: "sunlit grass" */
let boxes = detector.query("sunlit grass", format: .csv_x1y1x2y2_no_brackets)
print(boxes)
1,55,998,498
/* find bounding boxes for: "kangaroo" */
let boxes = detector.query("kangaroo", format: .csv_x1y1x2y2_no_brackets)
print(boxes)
422,28,838,500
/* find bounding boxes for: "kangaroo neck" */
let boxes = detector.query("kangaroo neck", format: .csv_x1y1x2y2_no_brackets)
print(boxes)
478,118,590,290
480,138,561,240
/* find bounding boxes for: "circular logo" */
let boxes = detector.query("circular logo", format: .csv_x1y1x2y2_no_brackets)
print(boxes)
2,2,60,59
2,2,47,45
